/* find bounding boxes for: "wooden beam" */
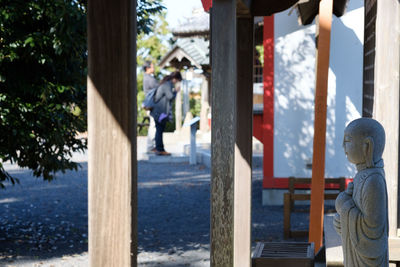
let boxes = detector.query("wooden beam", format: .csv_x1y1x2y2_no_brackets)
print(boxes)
251,0,298,16
308,0,333,254
373,0,400,238
234,16,254,267
237,0,251,17
210,0,253,265
362,0,377,118
87,0,137,266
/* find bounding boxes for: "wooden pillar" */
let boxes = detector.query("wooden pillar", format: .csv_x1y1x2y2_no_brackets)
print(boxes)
175,90,182,131
87,1,137,266
362,0,377,118
183,77,190,119
308,0,333,253
200,76,210,132
373,0,400,239
262,15,274,187
234,16,254,266
210,0,253,265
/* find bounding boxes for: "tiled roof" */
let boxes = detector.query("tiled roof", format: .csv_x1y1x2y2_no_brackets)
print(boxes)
176,38,209,65
171,9,209,37
159,37,209,69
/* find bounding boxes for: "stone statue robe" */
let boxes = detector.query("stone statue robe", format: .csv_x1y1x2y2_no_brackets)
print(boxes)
335,165,388,267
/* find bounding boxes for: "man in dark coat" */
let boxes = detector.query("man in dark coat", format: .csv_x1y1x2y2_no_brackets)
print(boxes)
142,61,158,153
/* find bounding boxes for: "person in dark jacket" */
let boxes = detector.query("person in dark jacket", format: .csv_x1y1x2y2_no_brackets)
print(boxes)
142,61,158,153
150,71,182,156
143,61,158,94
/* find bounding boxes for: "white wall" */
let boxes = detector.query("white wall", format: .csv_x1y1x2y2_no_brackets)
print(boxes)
273,0,364,178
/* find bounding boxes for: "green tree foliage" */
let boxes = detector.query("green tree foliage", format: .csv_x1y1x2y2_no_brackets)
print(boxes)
137,11,170,72
190,96,201,118
0,0,87,187
137,0,165,35
0,0,165,187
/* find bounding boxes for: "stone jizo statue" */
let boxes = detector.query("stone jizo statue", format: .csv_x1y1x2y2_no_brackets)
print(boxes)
334,118,388,267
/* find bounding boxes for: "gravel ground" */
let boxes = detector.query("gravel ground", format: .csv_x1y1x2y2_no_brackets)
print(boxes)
0,156,310,266
0,162,88,267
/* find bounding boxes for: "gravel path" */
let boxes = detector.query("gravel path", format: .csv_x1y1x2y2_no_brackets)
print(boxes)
0,157,309,266
0,162,88,267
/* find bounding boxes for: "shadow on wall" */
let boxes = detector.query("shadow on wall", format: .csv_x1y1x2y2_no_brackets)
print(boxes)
274,22,316,178
273,0,363,178
328,9,364,176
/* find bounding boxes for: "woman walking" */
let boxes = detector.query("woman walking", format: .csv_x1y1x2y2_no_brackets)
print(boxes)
150,71,182,156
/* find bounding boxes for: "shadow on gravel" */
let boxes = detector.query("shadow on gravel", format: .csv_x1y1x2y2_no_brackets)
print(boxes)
0,163,88,264
0,160,310,265
137,162,304,257
138,161,211,255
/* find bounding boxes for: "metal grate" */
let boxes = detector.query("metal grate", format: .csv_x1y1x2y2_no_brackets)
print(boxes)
260,242,310,258
252,242,315,267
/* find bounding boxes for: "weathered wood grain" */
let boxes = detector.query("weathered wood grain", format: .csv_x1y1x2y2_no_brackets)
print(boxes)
234,17,254,267
210,0,237,266
211,0,236,262
373,0,400,239
87,0,137,266
362,0,377,117
211,1,254,266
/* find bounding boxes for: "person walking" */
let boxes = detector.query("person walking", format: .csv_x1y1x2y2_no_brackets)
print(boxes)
142,61,158,153
151,71,182,156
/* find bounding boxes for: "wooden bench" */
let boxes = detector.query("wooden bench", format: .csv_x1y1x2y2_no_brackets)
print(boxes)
283,177,346,239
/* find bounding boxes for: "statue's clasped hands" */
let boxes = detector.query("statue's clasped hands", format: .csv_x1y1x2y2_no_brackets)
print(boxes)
345,182,354,196
335,182,354,213
333,182,354,234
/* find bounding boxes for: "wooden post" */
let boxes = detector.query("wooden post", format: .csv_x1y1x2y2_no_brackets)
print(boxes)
210,0,253,265
210,2,236,264
234,16,254,267
262,15,274,187
176,90,182,131
373,0,400,239
362,0,377,118
87,1,137,266
308,0,333,253
200,76,210,132
183,77,190,119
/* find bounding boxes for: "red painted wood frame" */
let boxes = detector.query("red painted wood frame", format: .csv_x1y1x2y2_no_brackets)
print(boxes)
262,16,275,188
201,0,212,11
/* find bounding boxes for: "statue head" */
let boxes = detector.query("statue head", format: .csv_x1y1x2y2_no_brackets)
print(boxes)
343,118,385,168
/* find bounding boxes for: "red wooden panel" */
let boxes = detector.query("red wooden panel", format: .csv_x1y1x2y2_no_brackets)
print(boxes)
253,114,264,143
262,16,275,187
263,176,352,189
201,0,212,11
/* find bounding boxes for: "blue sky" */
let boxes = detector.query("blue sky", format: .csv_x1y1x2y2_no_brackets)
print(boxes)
163,0,203,28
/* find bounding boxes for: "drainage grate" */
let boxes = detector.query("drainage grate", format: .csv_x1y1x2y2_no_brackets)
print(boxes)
252,242,315,267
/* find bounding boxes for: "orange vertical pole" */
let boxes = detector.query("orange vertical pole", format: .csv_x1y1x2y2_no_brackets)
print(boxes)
308,0,333,254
